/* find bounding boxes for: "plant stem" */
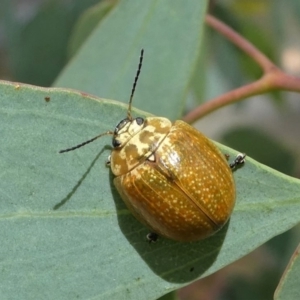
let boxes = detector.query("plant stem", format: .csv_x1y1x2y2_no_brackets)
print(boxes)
183,15,300,124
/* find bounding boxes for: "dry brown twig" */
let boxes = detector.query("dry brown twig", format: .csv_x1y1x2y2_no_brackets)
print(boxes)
183,14,300,124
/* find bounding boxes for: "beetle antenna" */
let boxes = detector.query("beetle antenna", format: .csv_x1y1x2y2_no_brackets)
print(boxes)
127,49,144,120
59,131,114,153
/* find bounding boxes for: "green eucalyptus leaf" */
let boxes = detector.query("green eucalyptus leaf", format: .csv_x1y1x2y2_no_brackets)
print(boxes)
0,80,300,299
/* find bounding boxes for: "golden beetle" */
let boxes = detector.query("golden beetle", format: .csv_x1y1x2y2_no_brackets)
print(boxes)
60,50,245,242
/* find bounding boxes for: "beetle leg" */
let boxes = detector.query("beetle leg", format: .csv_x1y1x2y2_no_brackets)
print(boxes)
106,155,111,167
146,232,158,243
230,153,246,170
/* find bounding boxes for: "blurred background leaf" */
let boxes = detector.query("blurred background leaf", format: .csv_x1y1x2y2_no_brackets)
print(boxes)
1,0,101,85
53,0,206,120
274,243,300,300
67,0,118,59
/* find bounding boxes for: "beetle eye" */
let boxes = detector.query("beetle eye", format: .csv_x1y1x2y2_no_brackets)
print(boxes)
112,138,121,148
135,117,144,125
114,118,130,134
